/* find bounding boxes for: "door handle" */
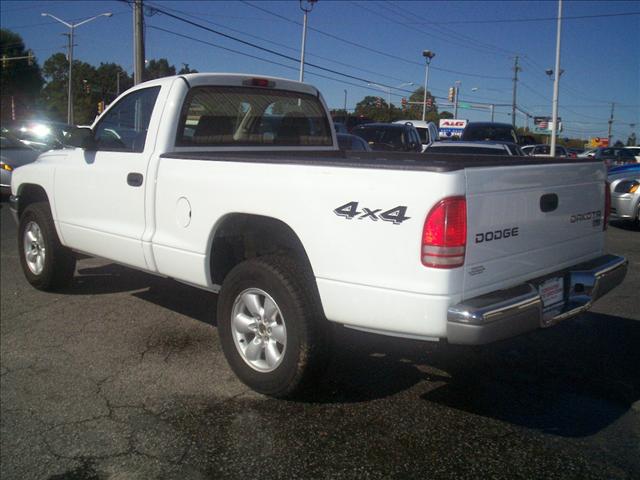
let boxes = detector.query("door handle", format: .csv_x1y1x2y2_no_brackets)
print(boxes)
127,172,144,187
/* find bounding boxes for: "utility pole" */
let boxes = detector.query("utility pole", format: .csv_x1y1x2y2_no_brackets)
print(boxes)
421,50,435,121
511,56,520,130
65,31,74,124
453,81,460,118
490,104,495,122
134,0,145,85
343,89,347,112
549,0,563,157
607,102,615,146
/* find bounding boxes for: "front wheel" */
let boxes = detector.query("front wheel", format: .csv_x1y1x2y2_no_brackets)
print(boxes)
217,255,329,398
18,202,76,291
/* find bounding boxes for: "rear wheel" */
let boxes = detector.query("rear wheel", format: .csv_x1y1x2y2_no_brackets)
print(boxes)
217,255,329,397
18,202,76,290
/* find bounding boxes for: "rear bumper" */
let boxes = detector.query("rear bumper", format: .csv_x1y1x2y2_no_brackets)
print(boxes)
447,254,628,345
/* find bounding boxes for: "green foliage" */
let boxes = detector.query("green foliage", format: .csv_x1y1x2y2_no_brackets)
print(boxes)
178,63,198,75
145,58,176,80
353,87,449,124
1,29,44,121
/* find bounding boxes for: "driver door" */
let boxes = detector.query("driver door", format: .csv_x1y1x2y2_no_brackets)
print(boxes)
54,86,161,269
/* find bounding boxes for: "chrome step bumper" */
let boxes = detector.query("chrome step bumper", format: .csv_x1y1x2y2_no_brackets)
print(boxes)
447,254,628,345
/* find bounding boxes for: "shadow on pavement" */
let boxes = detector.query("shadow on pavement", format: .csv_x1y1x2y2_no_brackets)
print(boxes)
610,219,639,232
65,260,640,437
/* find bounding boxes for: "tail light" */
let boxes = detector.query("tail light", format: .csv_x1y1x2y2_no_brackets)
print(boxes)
421,197,467,268
604,181,611,230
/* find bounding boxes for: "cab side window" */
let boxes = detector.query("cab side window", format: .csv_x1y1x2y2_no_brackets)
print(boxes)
94,86,161,153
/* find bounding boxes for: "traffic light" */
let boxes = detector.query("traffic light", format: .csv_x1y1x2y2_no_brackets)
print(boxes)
376,97,382,108
2,55,7,68
401,97,407,108
97,101,105,114
84,82,91,94
426,97,433,108
27,51,33,66
448,87,455,102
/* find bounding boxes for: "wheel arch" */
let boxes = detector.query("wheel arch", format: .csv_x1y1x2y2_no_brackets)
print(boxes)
207,213,324,312
16,183,50,218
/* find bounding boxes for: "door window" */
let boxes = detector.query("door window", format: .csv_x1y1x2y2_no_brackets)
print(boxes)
94,86,161,152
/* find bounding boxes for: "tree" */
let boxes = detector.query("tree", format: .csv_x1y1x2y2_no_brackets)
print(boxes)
178,63,198,75
145,58,176,80
41,53,100,124
404,87,438,121
1,29,44,121
95,63,132,100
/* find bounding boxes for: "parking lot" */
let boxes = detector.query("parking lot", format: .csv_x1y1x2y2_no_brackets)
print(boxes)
1,201,638,479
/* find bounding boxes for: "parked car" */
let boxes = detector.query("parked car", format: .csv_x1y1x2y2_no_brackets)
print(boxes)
4,120,74,151
578,148,597,158
461,122,519,144
625,146,640,162
333,122,348,134
351,122,422,152
521,144,569,157
591,147,636,168
608,164,640,225
1,131,41,197
336,133,371,152
424,141,523,156
393,120,439,151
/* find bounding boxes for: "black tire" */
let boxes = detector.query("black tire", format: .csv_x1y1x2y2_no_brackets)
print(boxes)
217,255,329,398
18,202,76,291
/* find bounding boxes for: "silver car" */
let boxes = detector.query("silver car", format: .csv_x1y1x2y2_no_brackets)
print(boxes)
1,133,41,197
608,165,640,225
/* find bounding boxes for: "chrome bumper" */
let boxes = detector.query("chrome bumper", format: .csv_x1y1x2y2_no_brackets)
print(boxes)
447,254,628,345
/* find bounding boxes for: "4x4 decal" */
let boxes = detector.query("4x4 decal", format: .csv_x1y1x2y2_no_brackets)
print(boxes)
334,201,410,225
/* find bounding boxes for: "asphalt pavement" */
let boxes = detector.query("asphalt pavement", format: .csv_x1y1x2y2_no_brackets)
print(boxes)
1,201,639,480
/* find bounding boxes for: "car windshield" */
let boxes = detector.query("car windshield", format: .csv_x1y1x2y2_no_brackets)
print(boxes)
464,126,517,143
353,127,404,149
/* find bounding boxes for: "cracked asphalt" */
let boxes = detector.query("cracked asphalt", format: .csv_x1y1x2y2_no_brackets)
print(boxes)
1,201,639,480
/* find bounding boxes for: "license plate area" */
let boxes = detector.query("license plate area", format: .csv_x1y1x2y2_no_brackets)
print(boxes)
538,276,565,325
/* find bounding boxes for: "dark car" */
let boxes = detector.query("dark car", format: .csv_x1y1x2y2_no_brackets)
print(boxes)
461,122,519,144
332,115,374,133
351,123,422,152
3,120,74,151
336,133,372,152
592,147,636,168
423,141,523,156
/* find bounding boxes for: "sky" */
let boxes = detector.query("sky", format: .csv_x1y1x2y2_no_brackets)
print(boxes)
2,0,639,142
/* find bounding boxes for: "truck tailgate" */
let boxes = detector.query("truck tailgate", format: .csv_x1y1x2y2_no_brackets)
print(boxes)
463,161,606,299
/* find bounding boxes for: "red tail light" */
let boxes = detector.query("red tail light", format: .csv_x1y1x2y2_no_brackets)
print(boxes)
421,197,467,268
604,181,611,230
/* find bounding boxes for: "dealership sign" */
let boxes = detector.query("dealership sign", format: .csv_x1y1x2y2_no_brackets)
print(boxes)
534,116,562,133
439,119,467,138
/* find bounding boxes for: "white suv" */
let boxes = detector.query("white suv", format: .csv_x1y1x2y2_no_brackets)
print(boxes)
393,120,438,152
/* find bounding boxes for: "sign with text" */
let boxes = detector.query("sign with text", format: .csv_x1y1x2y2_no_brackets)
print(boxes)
589,137,609,147
534,116,562,133
439,119,467,138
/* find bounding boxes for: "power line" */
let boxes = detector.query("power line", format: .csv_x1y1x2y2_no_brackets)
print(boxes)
396,11,640,25
239,0,511,80
144,1,417,86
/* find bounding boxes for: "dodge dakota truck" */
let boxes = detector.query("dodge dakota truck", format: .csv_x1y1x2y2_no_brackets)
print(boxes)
10,74,628,397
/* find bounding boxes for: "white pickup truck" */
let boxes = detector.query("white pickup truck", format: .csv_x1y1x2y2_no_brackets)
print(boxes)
10,74,628,397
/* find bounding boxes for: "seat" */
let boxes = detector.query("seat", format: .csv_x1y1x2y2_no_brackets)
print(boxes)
275,112,310,145
193,115,235,144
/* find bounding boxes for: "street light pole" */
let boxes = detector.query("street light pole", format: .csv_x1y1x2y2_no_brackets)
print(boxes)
421,50,435,122
453,81,461,118
549,0,563,157
41,12,112,124
298,0,317,82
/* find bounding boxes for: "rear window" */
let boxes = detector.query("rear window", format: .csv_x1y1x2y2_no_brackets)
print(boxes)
463,125,517,143
353,127,405,149
176,86,332,147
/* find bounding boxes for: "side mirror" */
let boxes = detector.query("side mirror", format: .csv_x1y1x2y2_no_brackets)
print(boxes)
65,127,96,150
